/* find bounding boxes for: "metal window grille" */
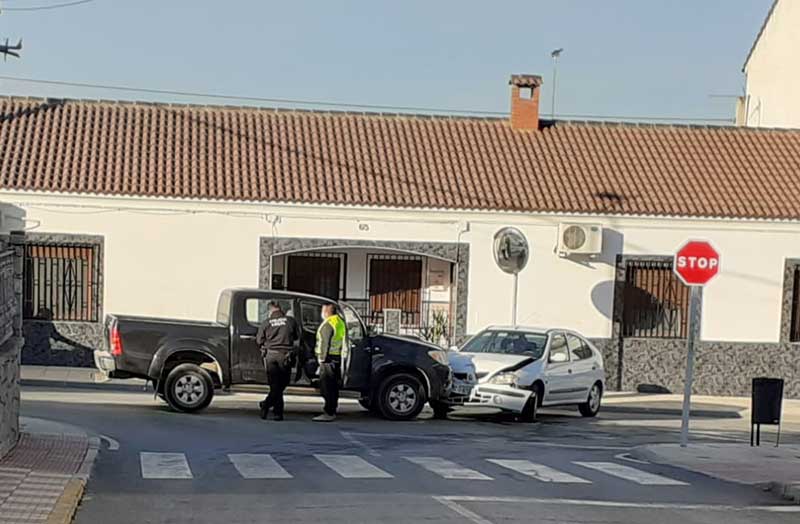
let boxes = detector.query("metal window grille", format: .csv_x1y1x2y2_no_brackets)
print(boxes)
284,251,347,300
622,260,689,339
23,243,100,322
366,253,424,325
790,268,800,342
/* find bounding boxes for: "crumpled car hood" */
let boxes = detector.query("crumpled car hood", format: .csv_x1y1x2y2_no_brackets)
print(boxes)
447,351,477,375
448,352,534,377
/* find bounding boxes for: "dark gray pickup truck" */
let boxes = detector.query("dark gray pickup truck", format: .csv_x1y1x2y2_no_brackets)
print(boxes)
95,288,452,420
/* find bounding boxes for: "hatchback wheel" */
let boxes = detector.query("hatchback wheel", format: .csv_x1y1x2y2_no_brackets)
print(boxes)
579,382,602,417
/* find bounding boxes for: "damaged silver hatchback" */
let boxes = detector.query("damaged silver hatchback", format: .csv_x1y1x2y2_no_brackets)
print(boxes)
445,326,605,422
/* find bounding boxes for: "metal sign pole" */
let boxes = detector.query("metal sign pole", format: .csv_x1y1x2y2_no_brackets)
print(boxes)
680,285,701,447
512,273,518,328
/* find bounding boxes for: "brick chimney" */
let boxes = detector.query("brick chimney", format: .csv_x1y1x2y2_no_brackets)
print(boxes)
509,74,543,131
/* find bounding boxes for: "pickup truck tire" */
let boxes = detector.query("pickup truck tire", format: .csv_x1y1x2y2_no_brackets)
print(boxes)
376,373,427,421
164,363,214,413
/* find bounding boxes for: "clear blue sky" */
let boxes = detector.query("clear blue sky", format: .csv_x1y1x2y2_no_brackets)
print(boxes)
0,0,773,122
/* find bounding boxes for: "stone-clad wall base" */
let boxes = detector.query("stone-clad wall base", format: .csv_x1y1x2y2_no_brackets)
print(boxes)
595,337,800,398
21,321,103,368
0,340,21,459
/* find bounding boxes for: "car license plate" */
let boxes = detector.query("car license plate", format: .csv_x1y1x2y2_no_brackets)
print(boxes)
452,384,472,396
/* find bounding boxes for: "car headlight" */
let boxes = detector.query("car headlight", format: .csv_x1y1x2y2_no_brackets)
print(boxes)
428,350,448,365
488,372,516,385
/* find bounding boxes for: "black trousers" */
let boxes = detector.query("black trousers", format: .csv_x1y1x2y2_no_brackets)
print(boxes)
319,361,341,416
263,350,293,416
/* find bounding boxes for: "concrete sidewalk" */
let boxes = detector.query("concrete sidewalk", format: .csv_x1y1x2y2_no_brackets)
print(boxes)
603,392,800,423
633,443,800,503
0,417,98,523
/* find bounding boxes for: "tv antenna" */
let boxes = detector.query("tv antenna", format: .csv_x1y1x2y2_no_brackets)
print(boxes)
0,37,22,60
0,6,23,60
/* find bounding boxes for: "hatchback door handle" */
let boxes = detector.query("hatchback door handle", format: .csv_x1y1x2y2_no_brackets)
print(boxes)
568,369,572,374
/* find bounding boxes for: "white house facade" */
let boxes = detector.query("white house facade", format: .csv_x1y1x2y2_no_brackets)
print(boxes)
1,75,799,397
739,0,800,128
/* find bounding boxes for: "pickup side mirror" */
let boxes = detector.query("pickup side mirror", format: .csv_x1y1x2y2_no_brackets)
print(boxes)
549,352,568,364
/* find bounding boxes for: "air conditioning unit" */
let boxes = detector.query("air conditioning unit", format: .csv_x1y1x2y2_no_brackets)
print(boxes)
557,223,603,256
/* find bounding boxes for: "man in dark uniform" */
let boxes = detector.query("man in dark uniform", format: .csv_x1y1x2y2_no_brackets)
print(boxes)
257,300,300,421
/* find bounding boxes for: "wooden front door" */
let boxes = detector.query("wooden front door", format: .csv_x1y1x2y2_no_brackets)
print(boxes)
368,257,422,325
286,254,341,300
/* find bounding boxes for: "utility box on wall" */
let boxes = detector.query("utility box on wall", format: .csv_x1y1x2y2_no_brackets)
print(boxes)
383,308,401,335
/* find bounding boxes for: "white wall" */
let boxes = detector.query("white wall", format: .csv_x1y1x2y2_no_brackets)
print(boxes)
743,0,800,128
2,190,798,343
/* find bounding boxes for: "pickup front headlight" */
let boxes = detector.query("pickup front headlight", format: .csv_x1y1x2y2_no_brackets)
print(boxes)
428,350,449,365
487,372,517,386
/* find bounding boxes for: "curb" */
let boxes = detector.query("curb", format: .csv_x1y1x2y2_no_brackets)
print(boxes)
601,405,743,419
770,481,800,504
631,445,761,487
45,436,100,523
22,378,152,393
46,479,85,524
633,445,800,505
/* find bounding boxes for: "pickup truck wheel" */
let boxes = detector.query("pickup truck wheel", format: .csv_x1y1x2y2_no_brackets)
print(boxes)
377,373,427,421
164,364,214,413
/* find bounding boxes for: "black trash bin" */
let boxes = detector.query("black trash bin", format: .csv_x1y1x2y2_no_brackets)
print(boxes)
751,377,784,446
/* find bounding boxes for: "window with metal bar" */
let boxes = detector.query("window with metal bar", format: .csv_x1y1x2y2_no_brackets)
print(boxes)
621,260,689,339
23,243,100,322
366,253,424,326
790,267,800,342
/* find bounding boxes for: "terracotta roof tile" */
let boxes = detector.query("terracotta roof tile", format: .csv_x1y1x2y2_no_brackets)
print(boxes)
2,96,800,219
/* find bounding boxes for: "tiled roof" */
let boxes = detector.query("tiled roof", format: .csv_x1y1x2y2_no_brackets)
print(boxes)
1,96,800,220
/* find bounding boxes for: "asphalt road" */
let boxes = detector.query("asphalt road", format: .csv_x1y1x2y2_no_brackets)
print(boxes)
20,386,800,524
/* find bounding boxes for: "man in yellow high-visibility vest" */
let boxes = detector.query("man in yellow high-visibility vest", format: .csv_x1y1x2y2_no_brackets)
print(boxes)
313,303,346,422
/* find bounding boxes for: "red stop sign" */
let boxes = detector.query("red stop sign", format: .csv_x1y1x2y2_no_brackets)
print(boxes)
673,240,720,286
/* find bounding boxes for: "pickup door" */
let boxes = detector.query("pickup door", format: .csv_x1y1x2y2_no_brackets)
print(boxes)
228,292,370,390
229,292,297,384
294,298,372,390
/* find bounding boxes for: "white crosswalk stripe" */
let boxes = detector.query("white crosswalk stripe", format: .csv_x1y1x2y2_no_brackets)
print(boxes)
487,459,592,483
228,454,292,479
140,452,193,479
405,457,493,480
573,461,688,485
314,454,393,478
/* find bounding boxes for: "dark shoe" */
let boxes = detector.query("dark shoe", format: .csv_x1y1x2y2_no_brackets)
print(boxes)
260,404,269,420
272,414,284,421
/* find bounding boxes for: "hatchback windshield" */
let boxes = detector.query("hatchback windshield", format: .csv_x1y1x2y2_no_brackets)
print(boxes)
461,330,548,358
